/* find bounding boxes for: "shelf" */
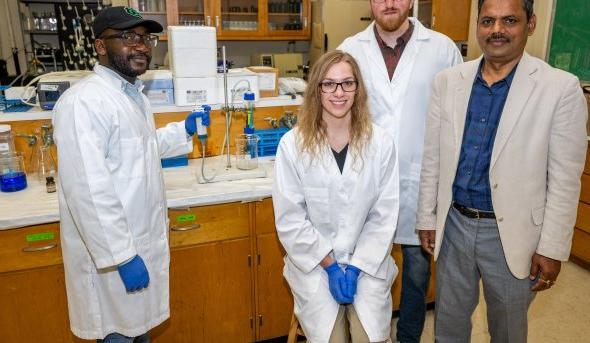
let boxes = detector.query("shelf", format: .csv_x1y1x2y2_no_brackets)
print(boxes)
179,11,205,15
221,12,258,16
141,11,167,15
268,12,302,16
25,30,59,35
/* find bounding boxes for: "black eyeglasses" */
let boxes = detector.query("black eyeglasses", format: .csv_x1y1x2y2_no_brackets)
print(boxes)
99,32,159,48
319,80,358,93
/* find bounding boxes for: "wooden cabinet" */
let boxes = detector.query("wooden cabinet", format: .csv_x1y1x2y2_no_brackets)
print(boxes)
417,0,471,41
571,144,590,269
153,238,255,342
154,202,255,342
254,199,293,341
159,0,310,40
0,223,84,342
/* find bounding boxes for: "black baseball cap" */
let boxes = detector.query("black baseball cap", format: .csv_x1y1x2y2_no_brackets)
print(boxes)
93,6,163,37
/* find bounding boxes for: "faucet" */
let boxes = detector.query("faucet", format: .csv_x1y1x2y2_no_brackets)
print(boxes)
15,133,38,147
41,124,54,147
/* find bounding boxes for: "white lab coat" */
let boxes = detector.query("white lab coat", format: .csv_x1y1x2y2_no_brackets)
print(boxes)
272,124,399,342
338,18,462,245
52,65,193,339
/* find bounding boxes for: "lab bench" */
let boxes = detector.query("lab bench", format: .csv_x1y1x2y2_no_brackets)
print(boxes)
0,159,289,342
0,158,435,342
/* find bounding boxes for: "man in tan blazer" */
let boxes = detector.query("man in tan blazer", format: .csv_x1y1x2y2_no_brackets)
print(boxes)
416,0,588,341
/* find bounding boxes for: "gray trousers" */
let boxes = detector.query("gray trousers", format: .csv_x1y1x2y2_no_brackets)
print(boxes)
435,207,535,343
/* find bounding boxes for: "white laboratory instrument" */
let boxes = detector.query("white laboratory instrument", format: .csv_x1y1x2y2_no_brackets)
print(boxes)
37,71,92,110
168,26,217,78
216,68,259,104
173,76,218,106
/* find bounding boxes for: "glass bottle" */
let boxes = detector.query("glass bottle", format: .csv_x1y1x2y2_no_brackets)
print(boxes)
37,145,57,182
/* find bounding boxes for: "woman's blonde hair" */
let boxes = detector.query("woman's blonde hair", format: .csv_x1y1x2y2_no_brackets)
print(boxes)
297,50,372,163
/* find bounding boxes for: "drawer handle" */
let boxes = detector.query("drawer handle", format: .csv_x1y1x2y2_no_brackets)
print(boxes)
22,243,58,252
170,223,201,232
169,206,191,211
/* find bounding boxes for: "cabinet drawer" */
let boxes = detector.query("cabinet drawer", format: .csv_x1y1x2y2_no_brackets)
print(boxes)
0,223,62,273
168,202,250,248
576,202,590,235
571,228,590,264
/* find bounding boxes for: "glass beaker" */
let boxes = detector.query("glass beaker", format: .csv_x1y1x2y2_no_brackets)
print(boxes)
0,153,28,192
235,134,259,170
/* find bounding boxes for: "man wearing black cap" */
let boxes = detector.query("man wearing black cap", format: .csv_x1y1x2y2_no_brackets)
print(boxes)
53,6,202,342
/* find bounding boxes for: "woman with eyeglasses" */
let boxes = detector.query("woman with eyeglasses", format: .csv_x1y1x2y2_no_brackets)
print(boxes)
272,50,400,343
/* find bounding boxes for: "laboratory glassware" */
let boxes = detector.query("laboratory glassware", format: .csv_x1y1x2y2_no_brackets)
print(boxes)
36,145,57,182
235,134,259,170
0,125,16,157
0,153,28,192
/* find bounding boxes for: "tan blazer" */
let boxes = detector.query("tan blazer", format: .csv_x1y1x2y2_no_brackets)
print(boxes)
416,53,588,279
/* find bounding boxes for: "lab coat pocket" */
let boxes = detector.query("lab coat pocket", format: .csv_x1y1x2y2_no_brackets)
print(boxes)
303,187,330,224
531,205,545,226
118,137,146,179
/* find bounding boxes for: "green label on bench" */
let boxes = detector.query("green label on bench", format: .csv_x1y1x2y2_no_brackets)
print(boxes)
177,214,196,223
26,232,55,242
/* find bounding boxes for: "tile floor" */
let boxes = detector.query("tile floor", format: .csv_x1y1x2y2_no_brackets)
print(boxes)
389,261,590,342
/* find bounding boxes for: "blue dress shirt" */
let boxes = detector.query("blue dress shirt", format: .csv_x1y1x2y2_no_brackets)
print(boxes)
98,64,146,115
452,62,518,211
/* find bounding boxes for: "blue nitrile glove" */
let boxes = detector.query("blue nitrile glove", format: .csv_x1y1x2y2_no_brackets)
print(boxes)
324,262,353,304
117,255,150,292
184,111,198,136
344,264,361,299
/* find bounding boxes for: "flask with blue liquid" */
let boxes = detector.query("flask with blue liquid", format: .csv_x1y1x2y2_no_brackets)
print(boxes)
0,153,28,192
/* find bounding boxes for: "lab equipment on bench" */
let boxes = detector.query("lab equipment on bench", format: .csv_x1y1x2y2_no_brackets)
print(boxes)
37,71,91,110
139,70,174,106
235,133,259,170
0,153,27,192
168,26,217,78
195,46,266,184
0,125,16,156
243,91,255,134
173,76,218,106
216,68,259,104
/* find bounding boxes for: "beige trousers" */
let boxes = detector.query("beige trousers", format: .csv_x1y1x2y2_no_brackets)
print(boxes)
328,305,393,343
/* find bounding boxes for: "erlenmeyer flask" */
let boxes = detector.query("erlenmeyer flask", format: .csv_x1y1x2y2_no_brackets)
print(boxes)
37,145,57,182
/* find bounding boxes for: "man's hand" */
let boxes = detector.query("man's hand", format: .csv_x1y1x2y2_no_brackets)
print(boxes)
118,255,150,293
529,253,561,292
418,230,436,255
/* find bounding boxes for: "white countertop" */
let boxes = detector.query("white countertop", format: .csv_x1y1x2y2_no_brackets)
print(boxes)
0,157,275,230
0,95,302,122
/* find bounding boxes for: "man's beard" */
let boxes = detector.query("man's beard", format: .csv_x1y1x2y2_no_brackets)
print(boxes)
106,50,151,78
375,6,411,32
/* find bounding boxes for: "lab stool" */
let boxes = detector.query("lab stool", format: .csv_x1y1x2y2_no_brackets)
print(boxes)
287,312,306,343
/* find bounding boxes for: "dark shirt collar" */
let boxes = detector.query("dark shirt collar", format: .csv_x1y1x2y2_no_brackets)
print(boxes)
475,59,518,87
374,20,414,50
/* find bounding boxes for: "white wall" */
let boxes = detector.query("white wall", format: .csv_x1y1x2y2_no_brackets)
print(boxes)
466,0,555,61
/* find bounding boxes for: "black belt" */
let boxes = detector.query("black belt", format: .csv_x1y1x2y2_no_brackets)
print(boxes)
453,202,496,219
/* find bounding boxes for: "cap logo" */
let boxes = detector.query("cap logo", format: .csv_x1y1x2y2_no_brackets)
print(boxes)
124,7,143,18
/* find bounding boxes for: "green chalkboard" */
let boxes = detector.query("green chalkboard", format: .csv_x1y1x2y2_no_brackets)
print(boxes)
547,0,590,83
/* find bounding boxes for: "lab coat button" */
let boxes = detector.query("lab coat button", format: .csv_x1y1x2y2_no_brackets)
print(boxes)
498,217,504,222
492,183,498,189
